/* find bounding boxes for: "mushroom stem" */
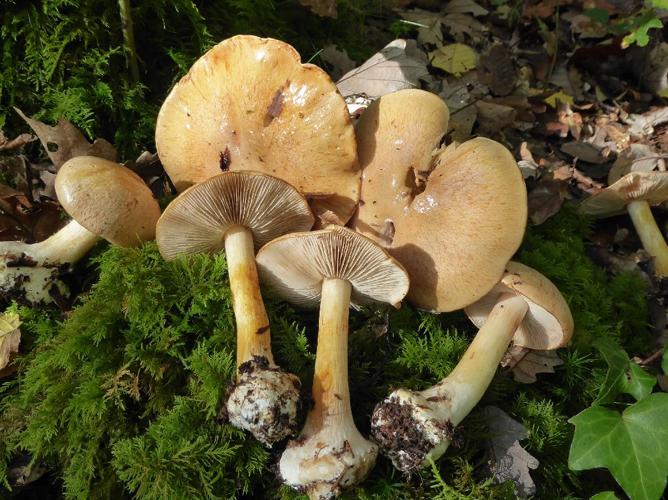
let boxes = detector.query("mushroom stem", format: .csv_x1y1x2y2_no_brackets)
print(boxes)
627,200,668,277
279,277,378,499
313,278,352,427
224,225,301,446
29,220,100,264
224,225,274,367
371,294,529,473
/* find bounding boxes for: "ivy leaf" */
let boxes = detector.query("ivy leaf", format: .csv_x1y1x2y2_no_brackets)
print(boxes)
590,493,618,500
430,44,477,77
594,338,656,404
569,393,668,500
621,14,663,48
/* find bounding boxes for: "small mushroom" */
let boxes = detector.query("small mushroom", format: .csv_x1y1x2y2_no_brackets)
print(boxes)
256,225,409,499
579,170,668,277
156,170,314,445
0,156,160,303
156,34,360,226
351,92,527,311
371,262,573,473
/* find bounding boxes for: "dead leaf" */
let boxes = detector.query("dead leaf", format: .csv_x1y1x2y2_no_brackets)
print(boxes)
527,180,566,225
562,11,608,39
483,406,539,498
561,141,613,164
0,132,35,152
298,0,336,17
0,312,21,373
608,144,665,184
430,43,477,77
544,90,574,108
319,45,356,81
14,108,117,169
399,9,445,46
475,101,517,133
0,191,66,243
625,108,668,138
443,0,488,17
337,39,429,99
501,346,564,383
478,45,516,96
440,78,478,142
441,12,487,40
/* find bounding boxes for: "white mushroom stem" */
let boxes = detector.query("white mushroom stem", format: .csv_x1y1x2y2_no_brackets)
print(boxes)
1,220,99,265
0,220,100,303
224,225,275,367
224,225,301,446
627,200,668,277
280,278,378,499
371,294,528,473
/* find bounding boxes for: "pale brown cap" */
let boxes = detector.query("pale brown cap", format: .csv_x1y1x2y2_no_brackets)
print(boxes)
389,138,527,312
255,225,409,309
156,170,314,260
156,35,360,226
579,171,668,218
55,156,160,247
465,261,574,349
350,89,450,245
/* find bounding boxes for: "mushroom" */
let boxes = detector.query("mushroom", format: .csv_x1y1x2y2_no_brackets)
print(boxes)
351,91,527,311
371,262,573,473
579,169,668,278
155,170,314,445
0,156,160,303
256,225,409,499
156,34,360,226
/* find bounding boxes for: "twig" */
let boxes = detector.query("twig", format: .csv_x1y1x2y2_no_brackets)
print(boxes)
118,0,140,84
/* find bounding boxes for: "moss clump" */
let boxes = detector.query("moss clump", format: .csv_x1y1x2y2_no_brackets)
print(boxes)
0,207,653,499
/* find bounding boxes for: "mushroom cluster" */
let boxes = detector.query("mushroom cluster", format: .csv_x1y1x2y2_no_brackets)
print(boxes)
149,35,574,499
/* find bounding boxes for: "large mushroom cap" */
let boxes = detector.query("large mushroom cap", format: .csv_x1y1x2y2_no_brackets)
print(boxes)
156,170,314,260
388,137,527,312
350,89,450,245
256,225,409,309
579,171,668,218
465,261,573,350
55,156,160,247
156,34,359,225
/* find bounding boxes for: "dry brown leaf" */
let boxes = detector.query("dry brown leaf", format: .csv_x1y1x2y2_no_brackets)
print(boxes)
501,345,564,383
561,141,614,164
14,108,117,169
298,0,336,17
442,12,487,40
478,45,516,96
337,39,429,99
0,132,35,152
399,9,445,46
443,0,488,16
475,101,517,134
527,180,566,225
484,406,539,498
0,312,21,374
319,45,356,80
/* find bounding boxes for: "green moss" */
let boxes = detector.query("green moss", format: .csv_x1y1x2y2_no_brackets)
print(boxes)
0,207,654,498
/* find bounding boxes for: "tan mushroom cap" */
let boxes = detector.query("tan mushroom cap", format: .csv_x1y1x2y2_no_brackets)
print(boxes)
55,156,160,247
256,225,409,309
156,35,359,225
465,262,574,350
579,171,668,218
350,89,450,245
156,170,314,260
388,137,527,312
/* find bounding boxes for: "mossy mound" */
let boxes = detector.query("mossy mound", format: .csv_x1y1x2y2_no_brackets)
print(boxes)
0,207,653,499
